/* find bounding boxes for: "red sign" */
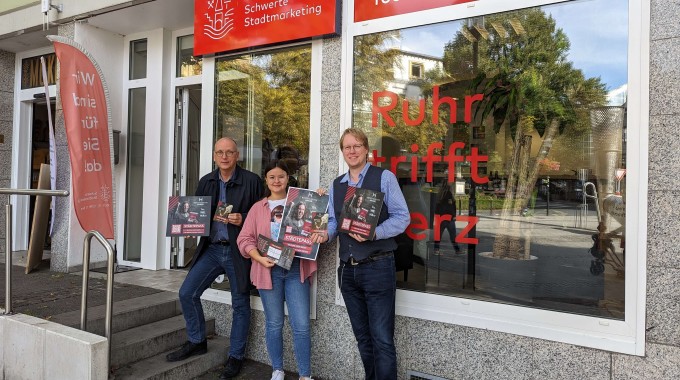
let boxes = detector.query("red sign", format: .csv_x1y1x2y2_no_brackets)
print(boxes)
194,0,340,56
354,0,475,22
50,37,114,239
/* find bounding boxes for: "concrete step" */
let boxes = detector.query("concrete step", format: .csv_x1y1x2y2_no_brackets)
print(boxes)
110,314,215,368
50,291,181,336
112,336,229,380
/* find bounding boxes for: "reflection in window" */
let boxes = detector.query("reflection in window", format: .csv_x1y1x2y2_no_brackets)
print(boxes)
21,53,56,89
124,87,147,262
352,0,627,319
177,35,202,77
410,62,423,78
129,39,147,80
214,46,311,188
212,46,312,290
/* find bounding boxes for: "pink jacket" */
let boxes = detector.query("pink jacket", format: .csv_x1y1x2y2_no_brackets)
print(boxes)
237,198,318,290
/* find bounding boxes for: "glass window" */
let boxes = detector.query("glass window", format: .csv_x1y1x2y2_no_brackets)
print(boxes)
177,35,203,77
410,62,423,79
124,87,147,262
214,45,311,187
352,0,627,320
129,39,148,80
212,45,312,290
21,53,56,89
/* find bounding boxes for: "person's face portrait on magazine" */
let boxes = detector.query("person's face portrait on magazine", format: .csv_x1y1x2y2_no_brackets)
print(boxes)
295,202,306,219
271,205,284,223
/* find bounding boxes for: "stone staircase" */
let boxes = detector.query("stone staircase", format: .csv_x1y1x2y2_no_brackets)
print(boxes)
49,291,226,379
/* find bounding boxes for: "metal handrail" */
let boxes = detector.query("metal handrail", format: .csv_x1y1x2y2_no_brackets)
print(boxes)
1,188,70,314
80,230,115,369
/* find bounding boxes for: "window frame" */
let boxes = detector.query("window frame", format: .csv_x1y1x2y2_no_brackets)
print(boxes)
409,61,423,79
339,0,649,355
199,40,324,319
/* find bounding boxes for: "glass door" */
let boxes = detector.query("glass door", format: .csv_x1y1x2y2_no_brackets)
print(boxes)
173,85,202,267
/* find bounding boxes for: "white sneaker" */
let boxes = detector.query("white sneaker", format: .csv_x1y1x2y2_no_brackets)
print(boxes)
271,369,285,380
299,377,314,380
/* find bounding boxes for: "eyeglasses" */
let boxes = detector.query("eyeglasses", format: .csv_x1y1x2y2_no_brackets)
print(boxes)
214,150,237,157
342,144,364,152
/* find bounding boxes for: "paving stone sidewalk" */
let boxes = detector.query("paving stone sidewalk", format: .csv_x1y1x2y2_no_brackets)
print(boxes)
0,259,313,379
0,259,163,319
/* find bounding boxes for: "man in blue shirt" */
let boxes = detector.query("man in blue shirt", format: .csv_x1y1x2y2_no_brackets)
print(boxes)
312,128,410,379
166,137,263,380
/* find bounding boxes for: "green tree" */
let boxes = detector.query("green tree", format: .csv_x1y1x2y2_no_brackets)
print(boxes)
214,47,312,159
443,9,607,259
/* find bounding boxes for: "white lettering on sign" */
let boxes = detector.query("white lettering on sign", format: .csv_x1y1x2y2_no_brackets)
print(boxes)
375,0,399,5
244,0,289,14
82,137,100,151
80,116,99,129
71,71,96,86
244,4,322,26
72,93,97,108
85,159,102,172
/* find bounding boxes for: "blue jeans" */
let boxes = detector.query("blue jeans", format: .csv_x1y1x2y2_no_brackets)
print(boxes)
339,254,397,380
178,244,251,359
258,258,311,377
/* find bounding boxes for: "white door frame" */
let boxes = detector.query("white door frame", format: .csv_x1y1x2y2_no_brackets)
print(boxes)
11,46,56,251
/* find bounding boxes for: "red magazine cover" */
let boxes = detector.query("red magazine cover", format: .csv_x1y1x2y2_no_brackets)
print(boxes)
338,187,384,240
277,187,329,260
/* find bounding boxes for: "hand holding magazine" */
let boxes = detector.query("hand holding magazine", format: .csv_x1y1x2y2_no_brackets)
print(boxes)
338,187,384,240
257,234,295,270
277,187,329,260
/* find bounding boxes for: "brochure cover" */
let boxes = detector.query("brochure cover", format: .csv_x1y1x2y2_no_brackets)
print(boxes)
213,201,233,224
338,187,384,240
278,187,329,260
257,234,294,270
166,196,211,236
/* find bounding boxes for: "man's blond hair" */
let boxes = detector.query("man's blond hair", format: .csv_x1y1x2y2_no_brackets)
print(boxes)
339,128,369,151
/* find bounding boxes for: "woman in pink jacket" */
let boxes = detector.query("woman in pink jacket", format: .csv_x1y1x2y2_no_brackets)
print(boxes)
237,160,316,380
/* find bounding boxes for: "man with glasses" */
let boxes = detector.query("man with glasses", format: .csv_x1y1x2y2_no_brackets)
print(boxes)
167,137,263,380
311,128,410,379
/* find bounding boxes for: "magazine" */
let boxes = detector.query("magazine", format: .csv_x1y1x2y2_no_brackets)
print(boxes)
257,234,294,270
166,196,212,236
213,201,233,223
338,187,384,240
277,187,329,260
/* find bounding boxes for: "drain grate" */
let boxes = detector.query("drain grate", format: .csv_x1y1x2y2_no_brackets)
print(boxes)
407,370,450,380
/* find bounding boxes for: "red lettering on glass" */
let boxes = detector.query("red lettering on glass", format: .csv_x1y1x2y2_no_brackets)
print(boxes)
406,212,428,240
445,142,465,182
369,142,488,185
410,144,419,183
422,142,443,183
455,215,479,244
406,213,479,245
402,98,425,126
372,90,398,127
432,86,457,124
371,86,484,127
465,93,484,123
467,147,489,184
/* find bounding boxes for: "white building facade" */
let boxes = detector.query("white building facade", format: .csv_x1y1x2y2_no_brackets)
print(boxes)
1,0,677,378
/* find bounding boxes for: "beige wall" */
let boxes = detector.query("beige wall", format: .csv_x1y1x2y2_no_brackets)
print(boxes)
0,0,133,36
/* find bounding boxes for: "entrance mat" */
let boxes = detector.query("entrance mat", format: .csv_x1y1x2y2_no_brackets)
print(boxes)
91,265,141,274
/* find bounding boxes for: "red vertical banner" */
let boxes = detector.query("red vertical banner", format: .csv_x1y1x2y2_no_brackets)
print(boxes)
48,36,115,239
